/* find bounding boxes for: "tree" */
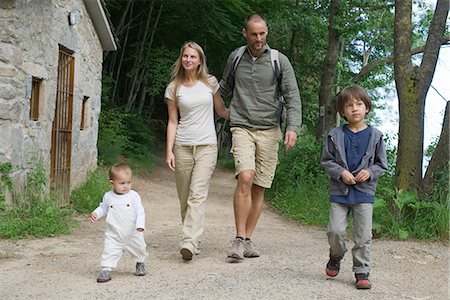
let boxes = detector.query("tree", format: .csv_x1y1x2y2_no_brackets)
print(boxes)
422,101,449,197
393,0,449,191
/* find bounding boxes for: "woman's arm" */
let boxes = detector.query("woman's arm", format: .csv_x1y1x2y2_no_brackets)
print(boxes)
213,91,229,120
166,100,178,171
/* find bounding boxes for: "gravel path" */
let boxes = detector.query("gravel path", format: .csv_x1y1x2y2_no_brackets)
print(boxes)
0,158,448,299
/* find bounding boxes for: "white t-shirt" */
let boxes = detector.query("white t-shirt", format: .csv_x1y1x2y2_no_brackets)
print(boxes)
165,76,219,146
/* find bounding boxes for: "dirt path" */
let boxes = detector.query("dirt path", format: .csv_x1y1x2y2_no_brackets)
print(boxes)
0,156,448,299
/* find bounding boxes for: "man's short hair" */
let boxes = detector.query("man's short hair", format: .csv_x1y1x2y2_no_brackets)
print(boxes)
243,13,266,29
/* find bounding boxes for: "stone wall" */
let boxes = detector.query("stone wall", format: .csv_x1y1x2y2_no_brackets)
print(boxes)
0,0,104,199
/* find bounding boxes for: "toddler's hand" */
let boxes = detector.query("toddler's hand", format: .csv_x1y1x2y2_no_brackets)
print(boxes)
137,228,144,232
90,212,97,223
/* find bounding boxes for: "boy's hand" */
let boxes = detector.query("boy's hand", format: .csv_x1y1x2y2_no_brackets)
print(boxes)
355,169,370,183
341,170,356,185
137,228,144,232
90,212,97,223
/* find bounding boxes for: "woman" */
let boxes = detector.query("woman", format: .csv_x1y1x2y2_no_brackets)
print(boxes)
165,41,229,261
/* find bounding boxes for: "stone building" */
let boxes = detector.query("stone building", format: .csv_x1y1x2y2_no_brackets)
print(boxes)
0,0,116,205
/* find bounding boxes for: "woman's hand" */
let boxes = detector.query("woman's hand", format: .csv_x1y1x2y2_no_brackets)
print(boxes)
166,152,176,171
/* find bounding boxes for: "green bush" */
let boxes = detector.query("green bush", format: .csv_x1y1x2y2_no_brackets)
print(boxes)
0,162,74,239
71,166,111,213
266,133,329,226
97,107,158,173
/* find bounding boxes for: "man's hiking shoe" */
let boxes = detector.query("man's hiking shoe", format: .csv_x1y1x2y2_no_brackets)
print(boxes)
243,239,260,258
97,270,112,283
135,262,147,276
180,248,193,261
227,238,244,260
355,273,371,289
325,255,342,277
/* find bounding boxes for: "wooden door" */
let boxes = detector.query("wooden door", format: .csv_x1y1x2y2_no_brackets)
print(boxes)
50,46,74,206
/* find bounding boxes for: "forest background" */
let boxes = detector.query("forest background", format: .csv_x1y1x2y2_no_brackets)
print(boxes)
0,0,448,242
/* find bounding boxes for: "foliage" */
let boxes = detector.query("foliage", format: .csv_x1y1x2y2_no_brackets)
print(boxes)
71,166,111,213
373,189,449,241
266,133,329,226
0,162,13,209
0,162,74,239
97,106,158,172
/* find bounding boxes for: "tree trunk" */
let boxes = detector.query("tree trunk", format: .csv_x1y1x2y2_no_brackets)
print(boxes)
112,1,134,104
105,0,133,72
316,0,341,141
125,1,154,111
394,0,449,191
136,82,147,116
422,101,449,197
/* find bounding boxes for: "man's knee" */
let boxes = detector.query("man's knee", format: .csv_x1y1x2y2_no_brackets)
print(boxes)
237,170,255,185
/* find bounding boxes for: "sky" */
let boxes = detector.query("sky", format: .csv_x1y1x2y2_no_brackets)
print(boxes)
376,46,450,151
375,0,449,153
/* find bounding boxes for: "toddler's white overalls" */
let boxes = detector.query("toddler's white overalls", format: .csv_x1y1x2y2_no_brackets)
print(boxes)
101,196,147,269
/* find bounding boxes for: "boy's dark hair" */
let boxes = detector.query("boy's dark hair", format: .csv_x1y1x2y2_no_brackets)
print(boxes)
109,163,132,180
243,13,266,29
336,84,372,120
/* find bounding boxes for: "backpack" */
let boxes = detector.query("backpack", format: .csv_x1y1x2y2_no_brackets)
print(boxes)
227,46,285,123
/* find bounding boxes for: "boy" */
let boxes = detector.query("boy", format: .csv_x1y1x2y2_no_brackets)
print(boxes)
91,163,148,283
321,85,388,289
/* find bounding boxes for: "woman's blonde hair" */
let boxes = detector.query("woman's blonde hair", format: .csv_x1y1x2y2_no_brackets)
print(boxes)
170,41,211,98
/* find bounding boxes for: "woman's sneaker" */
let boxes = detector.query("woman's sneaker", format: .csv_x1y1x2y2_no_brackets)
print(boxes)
355,273,371,289
325,255,342,277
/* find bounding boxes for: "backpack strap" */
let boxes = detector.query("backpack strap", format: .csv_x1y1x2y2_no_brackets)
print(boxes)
270,49,283,101
232,46,247,74
228,47,283,100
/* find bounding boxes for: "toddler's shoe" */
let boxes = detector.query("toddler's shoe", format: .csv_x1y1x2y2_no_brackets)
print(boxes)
355,273,371,289
135,262,147,276
97,270,112,283
180,248,193,261
325,255,342,277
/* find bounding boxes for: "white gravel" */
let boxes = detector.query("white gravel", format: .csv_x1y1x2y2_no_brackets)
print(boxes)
0,159,448,299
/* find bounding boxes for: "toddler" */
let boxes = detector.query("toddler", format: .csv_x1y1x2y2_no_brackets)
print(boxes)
91,163,148,282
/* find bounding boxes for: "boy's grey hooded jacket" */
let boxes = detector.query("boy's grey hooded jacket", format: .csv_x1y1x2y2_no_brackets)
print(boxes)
321,125,388,197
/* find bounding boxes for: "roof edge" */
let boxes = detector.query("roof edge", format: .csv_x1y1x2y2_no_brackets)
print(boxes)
83,0,117,51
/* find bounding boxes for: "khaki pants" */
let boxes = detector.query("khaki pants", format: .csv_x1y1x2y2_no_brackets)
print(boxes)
174,144,217,253
327,202,373,274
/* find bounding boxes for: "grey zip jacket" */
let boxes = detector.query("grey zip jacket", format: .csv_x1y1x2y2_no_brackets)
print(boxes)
321,125,388,197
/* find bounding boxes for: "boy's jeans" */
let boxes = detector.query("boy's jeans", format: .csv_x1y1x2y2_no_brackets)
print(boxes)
174,144,217,253
327,202,373,274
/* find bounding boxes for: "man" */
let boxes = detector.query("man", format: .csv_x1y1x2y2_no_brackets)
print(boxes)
219,13,302,260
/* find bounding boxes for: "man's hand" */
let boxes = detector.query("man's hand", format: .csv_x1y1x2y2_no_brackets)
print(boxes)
284,131,297,151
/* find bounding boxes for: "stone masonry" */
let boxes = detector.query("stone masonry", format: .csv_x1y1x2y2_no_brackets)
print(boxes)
0,0,111,203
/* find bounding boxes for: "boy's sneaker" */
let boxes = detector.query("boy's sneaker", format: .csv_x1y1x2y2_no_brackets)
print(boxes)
325,255,342,277
135,262,147,276
180,248,193,261
243,239,260,258
97,270,112,283
227,238,244,260
355,273,371,289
